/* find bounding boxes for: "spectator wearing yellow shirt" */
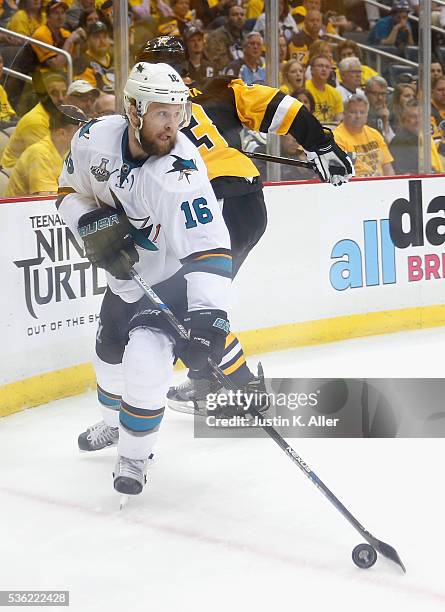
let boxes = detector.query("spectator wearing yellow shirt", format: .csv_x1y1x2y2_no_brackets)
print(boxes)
306,40,337,86
291,0,321,27
431,77,445,144
288,9,322,66
246,0,262,20
5,105,82,197
73,21,114,91
292,0,348,36
7,0,44,37
32,0,84,71
306,54,343,124
0,86,15,123
0,52,16,123
39,69,68,105
334,94,394,178
0,72,67,168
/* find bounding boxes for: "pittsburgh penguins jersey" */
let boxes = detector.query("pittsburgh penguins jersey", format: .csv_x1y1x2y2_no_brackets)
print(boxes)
57,115,231,310
182,77,328,195
431,101,445,148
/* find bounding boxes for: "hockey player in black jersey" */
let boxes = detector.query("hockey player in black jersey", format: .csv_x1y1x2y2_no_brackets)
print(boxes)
133,37,353,416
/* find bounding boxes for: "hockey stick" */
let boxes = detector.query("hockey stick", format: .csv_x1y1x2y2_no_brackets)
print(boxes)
242,150,317,171
130,268,405,573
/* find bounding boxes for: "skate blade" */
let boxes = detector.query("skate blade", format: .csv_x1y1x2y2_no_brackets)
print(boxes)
167,398,207,416
78,442,118,453
119,495,129,510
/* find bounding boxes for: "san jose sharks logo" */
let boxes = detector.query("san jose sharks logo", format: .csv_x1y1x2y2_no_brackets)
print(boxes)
166,155,198,182
108,189,160,251
78,118,99,139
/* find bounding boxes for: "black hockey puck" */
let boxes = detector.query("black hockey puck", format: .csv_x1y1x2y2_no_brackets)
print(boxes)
352,543,377,569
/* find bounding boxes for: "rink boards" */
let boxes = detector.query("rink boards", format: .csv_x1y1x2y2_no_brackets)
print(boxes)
1,174,445,414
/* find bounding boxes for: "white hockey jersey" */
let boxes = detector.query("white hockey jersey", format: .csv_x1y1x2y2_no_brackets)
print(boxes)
58,115,231,311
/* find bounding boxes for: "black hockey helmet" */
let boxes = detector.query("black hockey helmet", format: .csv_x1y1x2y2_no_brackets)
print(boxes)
134,36,188,77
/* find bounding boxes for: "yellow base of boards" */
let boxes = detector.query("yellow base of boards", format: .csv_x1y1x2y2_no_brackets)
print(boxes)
2,303,445,417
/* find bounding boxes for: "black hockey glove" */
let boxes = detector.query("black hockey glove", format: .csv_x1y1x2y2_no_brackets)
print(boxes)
306,128,354,187
78,207,139,280
179,310,230,372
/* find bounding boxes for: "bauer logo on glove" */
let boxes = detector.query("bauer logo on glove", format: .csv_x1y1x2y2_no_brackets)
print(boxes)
78,213,120,238
78,206,139,280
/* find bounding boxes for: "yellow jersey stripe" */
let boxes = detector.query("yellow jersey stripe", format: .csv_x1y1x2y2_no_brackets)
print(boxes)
223,354,246,376
277,100,304,135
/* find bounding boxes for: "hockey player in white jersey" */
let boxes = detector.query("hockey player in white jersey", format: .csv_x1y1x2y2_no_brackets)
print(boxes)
57,62,232,497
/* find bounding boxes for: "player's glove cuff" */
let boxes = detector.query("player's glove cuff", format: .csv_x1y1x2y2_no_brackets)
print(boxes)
185,310,230,335
305,128,354,187
179,309,230,371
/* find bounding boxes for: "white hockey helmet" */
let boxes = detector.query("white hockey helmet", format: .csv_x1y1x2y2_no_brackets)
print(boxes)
124,62,191,142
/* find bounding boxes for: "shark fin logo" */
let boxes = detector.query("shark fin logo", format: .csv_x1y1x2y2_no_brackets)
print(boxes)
79,119,99,139
166,155,198,182
109,189,159,251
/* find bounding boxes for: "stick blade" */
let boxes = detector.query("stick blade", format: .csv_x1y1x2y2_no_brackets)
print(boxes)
373,539,406,572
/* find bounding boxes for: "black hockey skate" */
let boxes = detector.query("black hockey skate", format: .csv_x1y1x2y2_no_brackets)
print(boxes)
167,362,269,419
78,421,119,452
113,456,148,496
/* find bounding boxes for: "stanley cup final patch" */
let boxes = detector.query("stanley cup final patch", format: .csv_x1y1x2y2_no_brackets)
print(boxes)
90,158,118,182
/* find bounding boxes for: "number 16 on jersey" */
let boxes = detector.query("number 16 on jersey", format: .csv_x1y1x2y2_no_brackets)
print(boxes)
181,198,213,229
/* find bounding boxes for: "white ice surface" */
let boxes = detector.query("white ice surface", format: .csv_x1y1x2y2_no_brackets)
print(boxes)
1,327,445,612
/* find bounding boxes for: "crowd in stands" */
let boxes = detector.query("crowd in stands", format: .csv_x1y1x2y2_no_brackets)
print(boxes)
0,0,444,197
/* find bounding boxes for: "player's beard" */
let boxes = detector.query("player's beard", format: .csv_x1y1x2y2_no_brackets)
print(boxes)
139,131,177,157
